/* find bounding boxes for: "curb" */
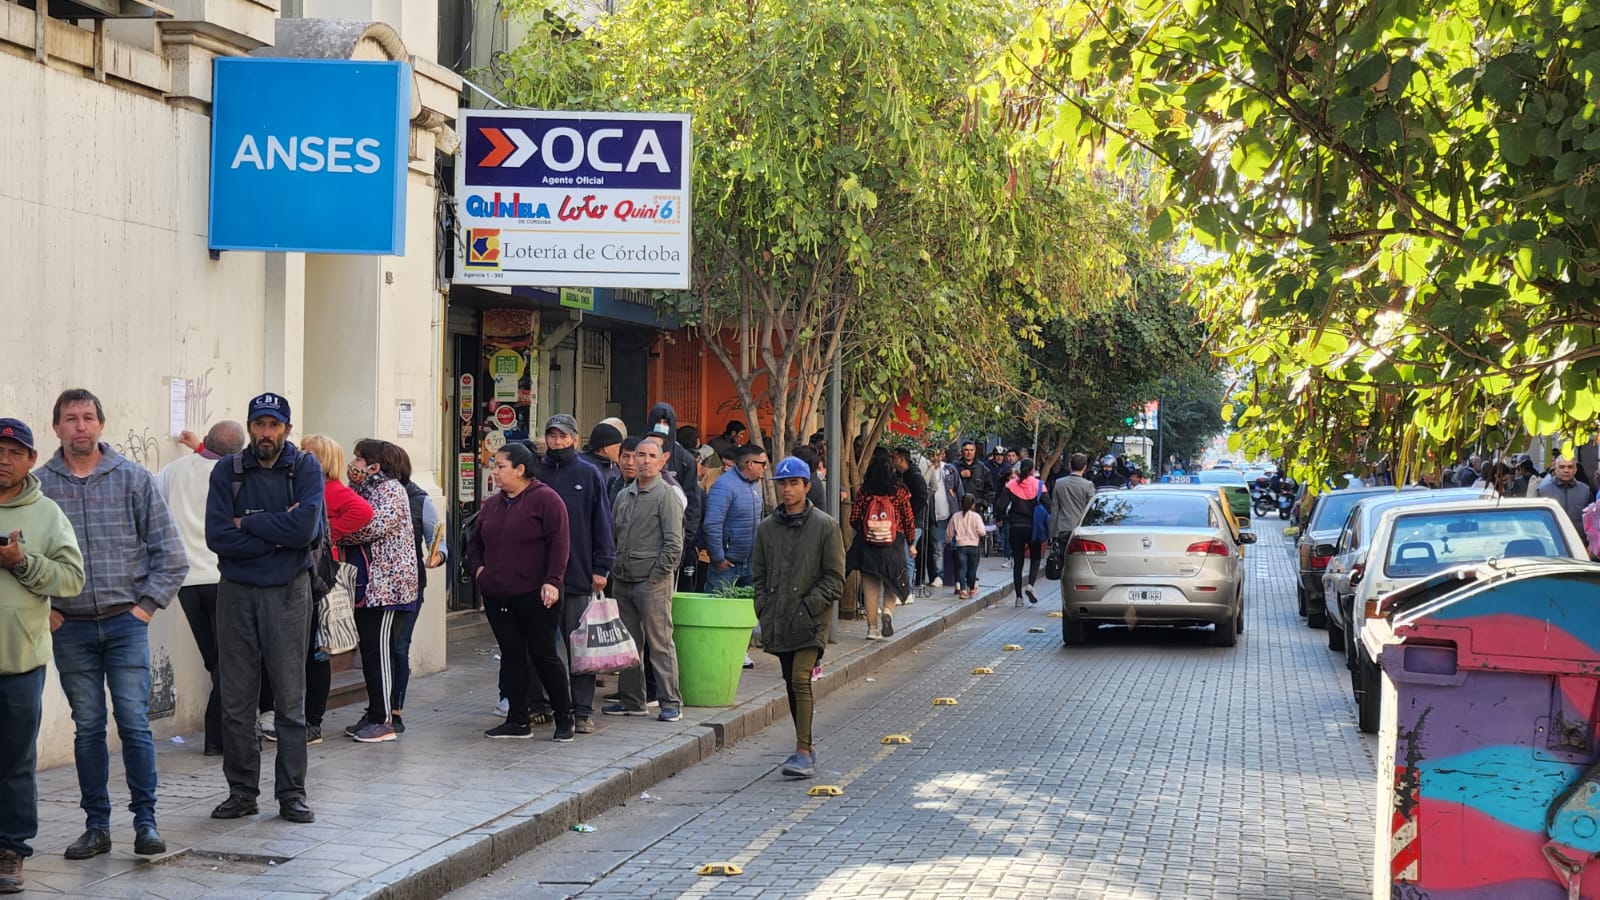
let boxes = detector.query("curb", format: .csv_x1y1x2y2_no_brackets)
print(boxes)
334,583,1008,900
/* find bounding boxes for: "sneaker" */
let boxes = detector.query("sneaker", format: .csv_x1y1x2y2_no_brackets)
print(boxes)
657,708,682,722
306,725,323,745
602,692,623,702
866,629,883,641
932,577,944,588
391,715,406,735
903,595,914,605
485,720,534,739
881,611,894,638
343,714,371,737
602,703,649,716
780,751,815,778
494,697,509,717
352,722,397,743
553,718,576,742
0,848,23,893
1026,586,1038,605
645,698,661,708
743,655,755,669
574,716,596,734
259,711,277,742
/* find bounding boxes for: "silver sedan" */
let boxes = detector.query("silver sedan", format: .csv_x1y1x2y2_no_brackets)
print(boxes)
1060,491,1254,647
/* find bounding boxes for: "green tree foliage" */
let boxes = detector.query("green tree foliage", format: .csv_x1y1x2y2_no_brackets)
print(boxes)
989,0,1600,481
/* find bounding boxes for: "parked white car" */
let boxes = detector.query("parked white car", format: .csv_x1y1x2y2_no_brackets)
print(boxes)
1350,497,1587,733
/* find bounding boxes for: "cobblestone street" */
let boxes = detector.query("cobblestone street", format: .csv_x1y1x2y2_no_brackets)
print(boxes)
453,522,1379,899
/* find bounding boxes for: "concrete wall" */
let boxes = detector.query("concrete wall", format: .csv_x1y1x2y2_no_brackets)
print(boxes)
0,3,458,768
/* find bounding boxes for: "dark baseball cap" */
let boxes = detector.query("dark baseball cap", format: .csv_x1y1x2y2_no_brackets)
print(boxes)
0,418,36,452
544,414,580,438
248,392,292,424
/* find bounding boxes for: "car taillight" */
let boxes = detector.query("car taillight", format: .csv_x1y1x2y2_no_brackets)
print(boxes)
1186,539,1230,556
1310,554,1332,569
1067,538,1107,555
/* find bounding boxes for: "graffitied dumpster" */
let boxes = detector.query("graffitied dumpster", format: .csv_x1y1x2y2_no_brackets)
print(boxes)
1366,559,1600,899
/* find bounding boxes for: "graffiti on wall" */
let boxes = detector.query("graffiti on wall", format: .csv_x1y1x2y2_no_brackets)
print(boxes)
113,427,162,472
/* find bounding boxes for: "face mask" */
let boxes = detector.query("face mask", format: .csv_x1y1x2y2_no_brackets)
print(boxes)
348,462,368,484
652,422,671,437
547,445,575,463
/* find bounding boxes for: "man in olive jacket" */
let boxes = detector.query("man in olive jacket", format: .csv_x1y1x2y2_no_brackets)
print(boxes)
752,456,844,779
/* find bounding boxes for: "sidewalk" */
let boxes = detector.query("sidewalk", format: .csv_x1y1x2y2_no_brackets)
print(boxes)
23,557,1025,899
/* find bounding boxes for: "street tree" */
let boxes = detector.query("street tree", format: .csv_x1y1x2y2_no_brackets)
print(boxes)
988,0,1600,481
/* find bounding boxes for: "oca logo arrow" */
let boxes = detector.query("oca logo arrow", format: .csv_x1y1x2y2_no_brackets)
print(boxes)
478,128,538,168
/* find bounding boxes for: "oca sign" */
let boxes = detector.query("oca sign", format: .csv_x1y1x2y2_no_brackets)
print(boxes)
209,58,410,254
463,112,686,192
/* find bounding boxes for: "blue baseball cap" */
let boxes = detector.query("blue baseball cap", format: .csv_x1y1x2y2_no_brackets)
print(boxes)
0,418,36,452
248,392,292,424
773,456,810,481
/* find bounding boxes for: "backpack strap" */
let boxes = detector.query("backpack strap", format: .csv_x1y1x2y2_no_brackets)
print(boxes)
229,450,301,509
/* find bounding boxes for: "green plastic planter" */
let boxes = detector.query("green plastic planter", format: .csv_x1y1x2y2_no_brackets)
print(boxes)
670,592,757,707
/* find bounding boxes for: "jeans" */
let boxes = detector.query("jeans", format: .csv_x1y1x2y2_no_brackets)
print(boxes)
0,666,45,857
955,546,980,592
614,578,679,710
178,583,223,751
389,609,418,712
218,573,310,803
484,593,571,725
53,612,159,830
928,519,949,582
906,527,923,588
704,560,751,594
776,648,821,748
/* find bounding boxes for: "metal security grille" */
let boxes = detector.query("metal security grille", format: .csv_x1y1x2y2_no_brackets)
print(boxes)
660,338,702,428
582,329,607,369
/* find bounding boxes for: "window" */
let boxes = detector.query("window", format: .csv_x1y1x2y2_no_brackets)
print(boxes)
582,329,606,369
1383,508,1566,577
1083,493,1210,528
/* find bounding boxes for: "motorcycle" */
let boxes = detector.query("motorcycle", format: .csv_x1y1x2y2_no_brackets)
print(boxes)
1252,481,1276,517
1276,483,1296,519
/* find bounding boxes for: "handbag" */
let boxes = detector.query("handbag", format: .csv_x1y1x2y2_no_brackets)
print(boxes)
1044,535,1065,581
315,558,360,656
569,592,642,676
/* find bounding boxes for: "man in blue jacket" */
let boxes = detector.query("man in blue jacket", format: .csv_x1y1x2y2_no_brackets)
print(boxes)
536,415,615,734
204,392,324,825
704,443,767,594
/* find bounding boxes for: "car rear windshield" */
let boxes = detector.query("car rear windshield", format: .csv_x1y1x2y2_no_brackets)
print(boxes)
1193,470,1247,485
1083,493,1211,528
1310,491,1390,532
1383,508,1567,577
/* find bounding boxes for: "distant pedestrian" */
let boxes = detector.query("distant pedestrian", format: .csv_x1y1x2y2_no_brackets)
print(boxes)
296,435,372,745
1049,454,1096,543
0,417,85,893
948,495,984,599
156,420,247,757
38,389,188,857
954,442,993,515
996,459,1045,606
645,403,702,590
753,456,844,779
604,438,685,721
368,442,443,736
890,448,928,598
585,422,624,497
538,415,615,736
925,450,962,589
204,392,322,825
1539,455,1592,533
468,443,574,741
339,440,419,744
847,455,913,640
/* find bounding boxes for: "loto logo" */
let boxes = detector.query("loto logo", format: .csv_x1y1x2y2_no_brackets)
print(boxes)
475,126,672,174
465,229,501,269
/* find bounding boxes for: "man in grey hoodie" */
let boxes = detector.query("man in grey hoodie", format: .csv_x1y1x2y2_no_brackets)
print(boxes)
36,390,187,861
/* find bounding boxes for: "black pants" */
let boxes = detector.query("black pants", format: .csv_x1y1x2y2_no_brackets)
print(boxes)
1009,525,1042,598
260,612,330,727
484,594,571,725
217,573,310,802
390,609,418,712
178,584,223,751
354,608,397,725
559,592,597,719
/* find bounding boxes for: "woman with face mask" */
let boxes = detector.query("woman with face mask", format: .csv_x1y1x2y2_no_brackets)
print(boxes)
337,440,419,744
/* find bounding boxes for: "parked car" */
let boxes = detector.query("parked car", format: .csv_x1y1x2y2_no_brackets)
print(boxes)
1348,497,1586,733
1319,488,1487,663
1295,486,1425,625
1060,491,1255,647
1190,468,1253,531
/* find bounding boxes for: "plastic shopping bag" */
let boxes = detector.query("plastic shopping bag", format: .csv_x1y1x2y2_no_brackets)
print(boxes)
570,593,642,675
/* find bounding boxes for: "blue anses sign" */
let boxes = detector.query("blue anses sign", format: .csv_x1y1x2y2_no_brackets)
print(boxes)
209,59,411,255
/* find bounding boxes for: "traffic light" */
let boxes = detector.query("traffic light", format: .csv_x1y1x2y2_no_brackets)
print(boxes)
1123,415,1137,427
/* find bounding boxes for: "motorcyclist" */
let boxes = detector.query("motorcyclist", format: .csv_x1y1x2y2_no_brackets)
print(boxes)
1091,455,1127,490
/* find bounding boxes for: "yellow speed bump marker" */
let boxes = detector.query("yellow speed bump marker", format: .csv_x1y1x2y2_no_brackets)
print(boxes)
972,667,994,675
932,697,958,706
881,734,912,745
1046,611,1063,618
698,863,743,876
1028,626,1046,633
808,785,843,797
1002,644,1023,651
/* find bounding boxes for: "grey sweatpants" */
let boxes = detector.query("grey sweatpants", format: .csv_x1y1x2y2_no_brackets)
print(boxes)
217,572,310,802
614,578,679,710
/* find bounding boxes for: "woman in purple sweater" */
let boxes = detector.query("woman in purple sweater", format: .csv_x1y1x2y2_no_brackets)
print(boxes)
467,443,575,742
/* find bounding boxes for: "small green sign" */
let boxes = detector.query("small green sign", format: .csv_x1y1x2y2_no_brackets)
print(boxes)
560,287,595,310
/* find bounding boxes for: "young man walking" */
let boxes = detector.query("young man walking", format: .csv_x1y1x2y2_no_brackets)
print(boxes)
604,439,685,722
204,393,324,824
1049,453,1097,543
0,418,86,892
753,456,844,778
37,390,188,860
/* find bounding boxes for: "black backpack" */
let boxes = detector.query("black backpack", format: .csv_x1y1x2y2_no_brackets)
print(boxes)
229,452,334,599
403,481,429,596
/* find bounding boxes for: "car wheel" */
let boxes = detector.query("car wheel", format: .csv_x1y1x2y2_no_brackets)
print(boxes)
1342,603,1358,671
1355,646,1381,734
1306,599,1326,629
1236,594,1245,633
1062,616,1085,645
1296,583,1307,617
1326,613,1344,652
1212,614,1238,647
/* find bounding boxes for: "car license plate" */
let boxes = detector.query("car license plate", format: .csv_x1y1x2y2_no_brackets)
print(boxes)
1127,588,1164,603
